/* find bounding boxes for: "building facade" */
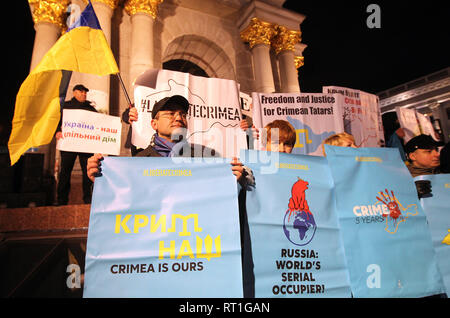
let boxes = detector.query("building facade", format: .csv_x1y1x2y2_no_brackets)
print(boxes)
377,67,450,143
27,0,306,203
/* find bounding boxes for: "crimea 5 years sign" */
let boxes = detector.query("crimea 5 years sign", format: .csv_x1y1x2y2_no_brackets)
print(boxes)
83,157,243,298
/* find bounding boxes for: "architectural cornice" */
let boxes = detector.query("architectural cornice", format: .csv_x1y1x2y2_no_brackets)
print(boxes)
124,0,163,18
294,56,304,69
379,77,450,109
84,0,119,10
240,17,276,48
28,0,71,29
271,25,301,54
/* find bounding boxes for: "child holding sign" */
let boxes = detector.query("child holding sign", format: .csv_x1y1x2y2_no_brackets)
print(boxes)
263,120,296,154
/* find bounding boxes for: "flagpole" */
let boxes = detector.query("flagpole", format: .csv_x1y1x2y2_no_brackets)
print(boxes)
116,73,133,107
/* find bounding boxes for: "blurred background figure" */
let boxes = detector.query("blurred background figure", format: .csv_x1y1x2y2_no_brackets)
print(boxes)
382,112,406,161
439,141,450,173
404,134,441,177
321,132,357,156
55,84,97,205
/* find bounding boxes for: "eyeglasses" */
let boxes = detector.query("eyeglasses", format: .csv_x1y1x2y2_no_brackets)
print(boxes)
157,111,187,120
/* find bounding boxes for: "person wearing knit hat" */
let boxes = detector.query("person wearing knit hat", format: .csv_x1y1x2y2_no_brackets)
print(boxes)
404,134,441,177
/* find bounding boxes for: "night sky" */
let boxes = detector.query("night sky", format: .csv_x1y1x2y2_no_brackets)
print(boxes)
284,0,449,93
3,1,449,133
4,2,34,130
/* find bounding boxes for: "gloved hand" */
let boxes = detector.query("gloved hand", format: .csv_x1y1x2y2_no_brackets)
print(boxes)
414,180,432,199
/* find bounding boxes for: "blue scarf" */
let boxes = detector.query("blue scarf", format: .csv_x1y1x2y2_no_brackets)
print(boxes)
152,134,187,157
152,134,175,157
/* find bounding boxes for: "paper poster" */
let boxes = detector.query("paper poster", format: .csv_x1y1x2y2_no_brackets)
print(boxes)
396,107,439,143
416,174,450,296
131,69,247,158
252,93,344,156
396,107,421,143
86,89,109,114
240,149,352,297
323,86,384,147
325,145,445,297
84,157,243,297
56,109,121,155
416,112,440,141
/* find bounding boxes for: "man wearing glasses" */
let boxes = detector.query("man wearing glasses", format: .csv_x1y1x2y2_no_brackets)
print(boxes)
87,95,248,184
136,95,214,158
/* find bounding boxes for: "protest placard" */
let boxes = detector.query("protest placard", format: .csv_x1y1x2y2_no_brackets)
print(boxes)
56,109,121,155
252,93,344,156
416,174,450,296
131,69,247,158
240,150,352,297
325,145,445,297
323,86,384,147
84,157,243,297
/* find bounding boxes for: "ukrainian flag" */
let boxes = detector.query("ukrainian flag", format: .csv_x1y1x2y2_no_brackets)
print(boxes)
8,1,119,165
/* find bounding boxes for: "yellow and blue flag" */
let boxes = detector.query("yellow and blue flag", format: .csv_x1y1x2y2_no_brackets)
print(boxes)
8,1,119,165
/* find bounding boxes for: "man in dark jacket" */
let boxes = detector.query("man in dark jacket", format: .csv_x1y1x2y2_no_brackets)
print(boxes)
87,95,248,183
405,134,441,178
405,134,442,199
87,94,253,296
56,84,97,205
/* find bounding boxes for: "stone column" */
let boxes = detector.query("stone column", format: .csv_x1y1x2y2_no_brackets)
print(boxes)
272,25,301,93
125,0,163,87
294,43,307,92
28,0,70,176
240,17,276,93
294,56,305,70
76,0,118,114
28,0,69,71
91,0,116,43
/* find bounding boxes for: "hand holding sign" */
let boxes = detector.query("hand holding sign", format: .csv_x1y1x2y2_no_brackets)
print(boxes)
87,153,104,182
129,106,138,123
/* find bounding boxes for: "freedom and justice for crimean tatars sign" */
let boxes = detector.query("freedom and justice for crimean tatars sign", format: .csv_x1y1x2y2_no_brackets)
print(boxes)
251,92,345,156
